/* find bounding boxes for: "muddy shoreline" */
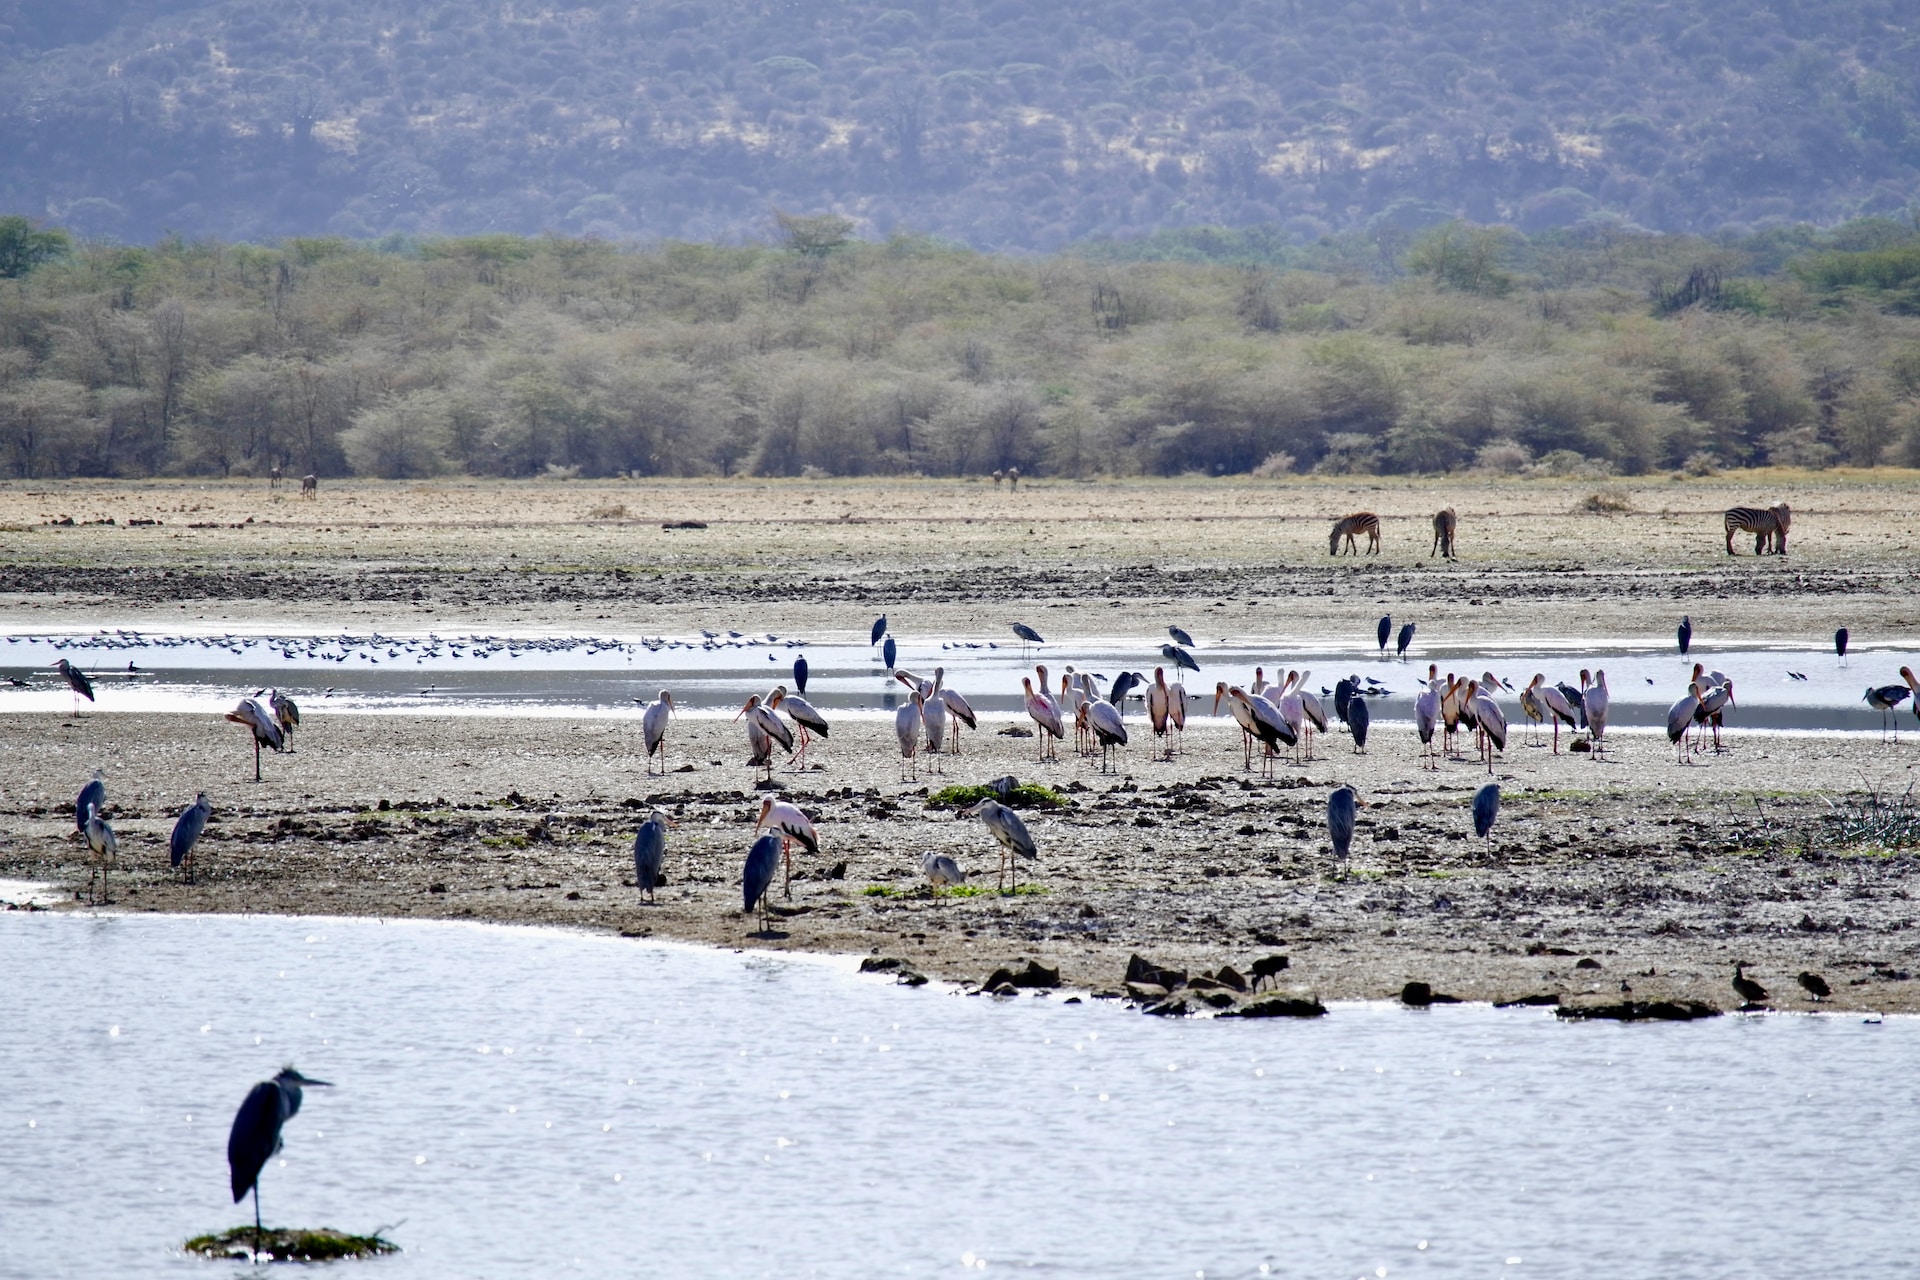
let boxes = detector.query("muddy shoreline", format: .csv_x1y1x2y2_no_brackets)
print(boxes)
6,712,1917,1015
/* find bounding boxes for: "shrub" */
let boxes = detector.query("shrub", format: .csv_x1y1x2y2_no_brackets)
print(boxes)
1474,439,1531,473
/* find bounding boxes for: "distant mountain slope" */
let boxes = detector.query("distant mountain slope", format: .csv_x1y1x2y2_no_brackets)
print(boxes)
2,0,1916,247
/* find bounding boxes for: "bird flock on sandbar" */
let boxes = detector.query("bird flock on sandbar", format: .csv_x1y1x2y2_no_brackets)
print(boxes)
34,609,1919,939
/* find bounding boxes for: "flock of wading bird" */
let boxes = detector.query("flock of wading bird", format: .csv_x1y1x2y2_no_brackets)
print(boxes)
47,600,1920,933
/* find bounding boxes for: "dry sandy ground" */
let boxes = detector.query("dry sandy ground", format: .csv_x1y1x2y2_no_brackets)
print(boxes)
3,473,1917,1016
4,709,1917,1014
0,471,1916,645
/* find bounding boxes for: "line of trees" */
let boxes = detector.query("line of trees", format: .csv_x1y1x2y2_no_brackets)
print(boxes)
1,215,1918,482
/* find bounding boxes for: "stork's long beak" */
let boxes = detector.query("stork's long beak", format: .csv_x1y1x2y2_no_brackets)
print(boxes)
733,698,754,721
285,1070,332,1087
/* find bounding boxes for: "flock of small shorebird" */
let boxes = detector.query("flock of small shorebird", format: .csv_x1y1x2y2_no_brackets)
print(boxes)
42,609,1920,938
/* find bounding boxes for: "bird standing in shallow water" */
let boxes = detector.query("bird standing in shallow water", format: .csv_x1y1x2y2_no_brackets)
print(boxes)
1396,623,1416,660
1677,616,1692,656
1376,615,1391,653
228,1067,331,1262
1864,682,1911,741
52,658,95,716
1834,627,1849,666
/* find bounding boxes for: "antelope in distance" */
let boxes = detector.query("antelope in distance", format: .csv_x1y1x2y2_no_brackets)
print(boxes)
1430,507,1457,559
1329,512,1381,556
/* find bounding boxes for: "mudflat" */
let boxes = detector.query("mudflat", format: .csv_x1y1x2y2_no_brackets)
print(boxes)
3,472,1918,1014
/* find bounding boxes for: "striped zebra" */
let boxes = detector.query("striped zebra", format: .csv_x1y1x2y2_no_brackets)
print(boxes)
1329,512,1381,556
1430,507,1457,559
1723,503,1790,556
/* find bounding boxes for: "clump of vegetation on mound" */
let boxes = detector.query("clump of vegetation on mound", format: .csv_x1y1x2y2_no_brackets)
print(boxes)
183,1227,399,1263
926,782,1069,810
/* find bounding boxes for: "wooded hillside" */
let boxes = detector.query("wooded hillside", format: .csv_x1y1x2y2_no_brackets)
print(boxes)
3,217,1919,481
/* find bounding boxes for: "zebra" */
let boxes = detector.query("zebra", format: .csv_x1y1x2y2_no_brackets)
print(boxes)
1430,507,1457,559
1724,503,1789,555
1329,512,1381,556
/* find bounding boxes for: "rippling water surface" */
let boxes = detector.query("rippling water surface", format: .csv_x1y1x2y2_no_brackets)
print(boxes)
1,627,1914,732
3,913,1915,1278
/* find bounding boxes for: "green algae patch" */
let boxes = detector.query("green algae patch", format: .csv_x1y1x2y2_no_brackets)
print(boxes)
184,1227,399,1263
926,782,1070,810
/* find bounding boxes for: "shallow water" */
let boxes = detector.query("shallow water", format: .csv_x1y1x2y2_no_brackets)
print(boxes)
3,913,1915,1278
1,627,1914,733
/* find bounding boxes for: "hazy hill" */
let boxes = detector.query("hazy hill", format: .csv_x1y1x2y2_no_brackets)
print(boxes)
2,0,1917,249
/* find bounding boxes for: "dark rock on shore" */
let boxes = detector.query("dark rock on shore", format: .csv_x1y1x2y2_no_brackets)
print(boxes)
1400,981,1463,1007
1556,999,1721,1022
1494,993,1562,1008
1125,953,1187,989
1220,995,1327,1019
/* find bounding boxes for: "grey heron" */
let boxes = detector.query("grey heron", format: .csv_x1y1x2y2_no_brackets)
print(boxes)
883,635,897,671
268,690,300,751
793,655,809,694
227,1067,331,1262
871,615,888,646
225,698,285,782
1327,786,1357,867
1168,625,1196,649
922,850,966,890
1834,627,1848,666
1376,615,1391,653
170,792,212,883
75,770,105,834
755,796,818,898
633,810,670,902
744,833,782,932
52,658,94,715
966,797,1036,891
1864,682,1911,740
1012,622,1044,657
641,691,676,774
83,806,116,904
1677,616,1692,656
1395,622,1415,660
1472,782,1500,851
1160,643,1199,674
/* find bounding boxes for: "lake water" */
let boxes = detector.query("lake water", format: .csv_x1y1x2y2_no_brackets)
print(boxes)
1,627,1914,733
3,912,1915,1278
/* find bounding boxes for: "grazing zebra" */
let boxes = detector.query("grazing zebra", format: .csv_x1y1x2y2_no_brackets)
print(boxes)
1723,503,1789,555
1329,512,1381,556
1430,507,1457,559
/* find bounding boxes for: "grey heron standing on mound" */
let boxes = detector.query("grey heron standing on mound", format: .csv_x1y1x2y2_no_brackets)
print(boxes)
228,1067,331,1262
1472,782,1500,852
1327,786,1357,871
966,797,1036,891
171,792,212,883
633,810,670,902
743,833,782,933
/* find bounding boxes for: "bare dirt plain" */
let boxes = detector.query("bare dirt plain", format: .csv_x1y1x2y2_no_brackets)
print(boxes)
3,471,1919,1014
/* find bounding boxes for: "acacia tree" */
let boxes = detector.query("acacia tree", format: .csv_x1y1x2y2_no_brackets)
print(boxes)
0,217,71,278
